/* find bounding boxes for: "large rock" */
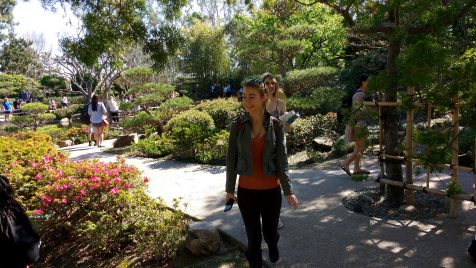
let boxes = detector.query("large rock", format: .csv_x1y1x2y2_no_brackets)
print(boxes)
185,221,221,256
59,140,73,148
60,118,70,127
113,134,138,148
399,205,417,214
312,137,333,152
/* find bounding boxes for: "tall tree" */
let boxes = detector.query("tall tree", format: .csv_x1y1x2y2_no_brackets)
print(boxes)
181,20,230,97
293,0,476,206
0,0,15,43
227,0,345,77
41,0,188,70
0,35,43,78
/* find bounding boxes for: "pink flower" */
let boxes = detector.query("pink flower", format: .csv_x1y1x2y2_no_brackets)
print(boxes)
124,183,132,189
143,177,150,183
33,209,43,215
109,187,119,194
102,181,110,187
90,183,99,190
61,198,67,204
43,155,51,163
80,189,87,195
89,176,99,182
74,195,81,202
43,195,52,203
34,173,42,180
113,177,121,183
31,162,39,167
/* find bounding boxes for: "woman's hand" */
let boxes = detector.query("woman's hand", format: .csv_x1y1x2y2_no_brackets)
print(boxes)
286,194,299,209
284,122,291,133
225,192,236,204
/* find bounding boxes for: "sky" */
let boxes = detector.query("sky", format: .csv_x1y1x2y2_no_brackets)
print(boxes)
12,0,80,55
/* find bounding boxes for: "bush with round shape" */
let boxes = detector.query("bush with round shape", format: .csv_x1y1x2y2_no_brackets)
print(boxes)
164,110,215,159
196,130,229,164
287,114,325,154
196,98,243,131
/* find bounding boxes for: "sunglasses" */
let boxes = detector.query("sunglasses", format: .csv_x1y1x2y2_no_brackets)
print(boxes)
243,78,263,87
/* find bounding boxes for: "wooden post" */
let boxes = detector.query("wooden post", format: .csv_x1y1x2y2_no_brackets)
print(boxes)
450,95,459,218
426,106,432,188
378,92,385,194
406,87,415,205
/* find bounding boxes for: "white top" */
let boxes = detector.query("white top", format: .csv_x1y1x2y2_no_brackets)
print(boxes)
107,99,119,112
61,96,68,104
88,102,107,124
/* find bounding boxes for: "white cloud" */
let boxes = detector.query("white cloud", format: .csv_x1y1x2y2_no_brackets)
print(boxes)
12,0,80,55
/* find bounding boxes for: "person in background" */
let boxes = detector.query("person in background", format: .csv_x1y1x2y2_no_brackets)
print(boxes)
263,73,290,133
60,95,68,108
107,95,120,123
13,98,20,110
49,99,57,110
2,98,12,121
88,95,107,148
339,74,371,176
225,78,299,267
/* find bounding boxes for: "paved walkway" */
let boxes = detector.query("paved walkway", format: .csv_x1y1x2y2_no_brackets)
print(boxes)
63,140,476,267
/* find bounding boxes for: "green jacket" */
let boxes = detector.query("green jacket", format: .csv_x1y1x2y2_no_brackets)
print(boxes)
226,112,293,196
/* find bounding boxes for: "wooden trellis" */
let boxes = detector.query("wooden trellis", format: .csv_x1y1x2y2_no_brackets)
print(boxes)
363,87,476,218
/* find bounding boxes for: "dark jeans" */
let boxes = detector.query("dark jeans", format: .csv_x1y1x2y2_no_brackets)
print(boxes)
111,111,119,122
238,186,281,268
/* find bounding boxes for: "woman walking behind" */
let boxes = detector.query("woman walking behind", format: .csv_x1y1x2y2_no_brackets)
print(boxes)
88,95,107,148
262,73,290,133
339,74,370,175
225,78,299,267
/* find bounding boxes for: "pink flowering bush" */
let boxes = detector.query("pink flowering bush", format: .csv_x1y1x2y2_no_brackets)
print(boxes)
0,131,67,208
1,131,189,264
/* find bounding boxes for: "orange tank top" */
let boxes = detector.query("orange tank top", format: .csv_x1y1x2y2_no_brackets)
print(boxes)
239,135,279,190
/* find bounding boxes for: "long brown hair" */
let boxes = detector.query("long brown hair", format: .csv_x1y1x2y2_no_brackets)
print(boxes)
262,73,286,101
243,78,268,110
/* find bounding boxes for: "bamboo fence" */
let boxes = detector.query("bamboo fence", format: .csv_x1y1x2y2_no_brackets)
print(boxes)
363,88,476,218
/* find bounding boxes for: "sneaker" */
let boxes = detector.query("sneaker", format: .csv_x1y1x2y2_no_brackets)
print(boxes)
277,218,284,229
89,140,92,146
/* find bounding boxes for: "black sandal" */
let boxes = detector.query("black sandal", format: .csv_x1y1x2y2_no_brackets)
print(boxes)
339,163,352,176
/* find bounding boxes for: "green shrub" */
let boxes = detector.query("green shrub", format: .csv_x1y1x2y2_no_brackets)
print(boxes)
196,98,243,130
287,115,325,154
51,104,82,119
37,124,68,143
283,67,338,96
121,111,163,134
3,125,21,133
287,87,344,116
65,126,89,144
156,96,194,123
331,136,354,157
132,134,173,158
165,110,215,158
196,130,229,164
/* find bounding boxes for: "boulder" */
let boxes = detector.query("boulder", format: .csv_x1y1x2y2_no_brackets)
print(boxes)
113,134,138,148
312,137,333,152
60,118,70,127
59,140,73,148
185,221,220,256
399,205,417,214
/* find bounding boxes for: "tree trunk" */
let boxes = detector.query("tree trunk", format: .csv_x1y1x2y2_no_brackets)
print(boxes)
277,50,287,78
383,38,404,207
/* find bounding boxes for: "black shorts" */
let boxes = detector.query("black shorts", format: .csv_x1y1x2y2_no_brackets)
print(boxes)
4,111,11,114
